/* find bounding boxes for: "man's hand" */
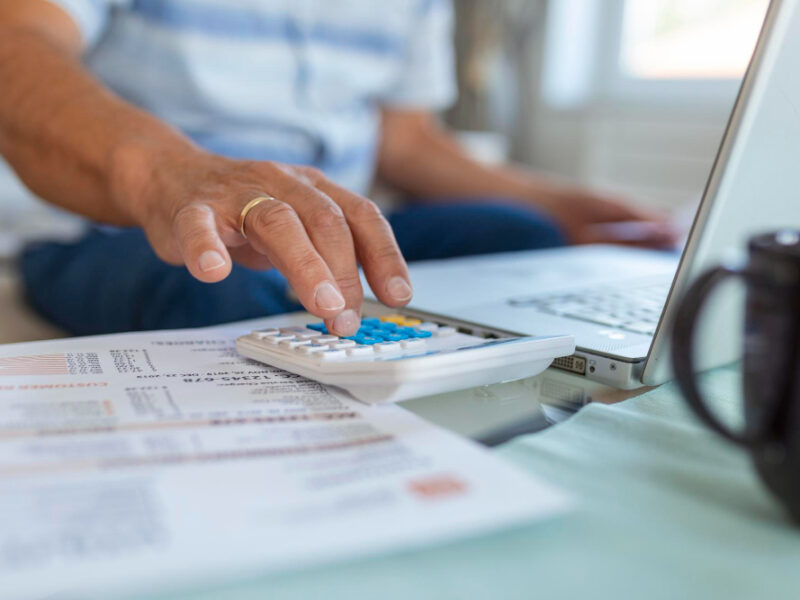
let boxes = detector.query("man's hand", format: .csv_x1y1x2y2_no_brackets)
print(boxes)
111,142,413,336
0,2,412,337
534,184,678,249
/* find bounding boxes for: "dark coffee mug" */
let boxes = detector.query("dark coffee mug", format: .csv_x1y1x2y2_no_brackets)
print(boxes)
671,230,800,522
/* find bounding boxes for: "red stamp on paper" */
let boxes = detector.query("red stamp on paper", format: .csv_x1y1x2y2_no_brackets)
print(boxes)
408,474,468,500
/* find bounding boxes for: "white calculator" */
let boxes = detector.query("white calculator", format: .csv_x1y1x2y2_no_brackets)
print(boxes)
236,313,575,404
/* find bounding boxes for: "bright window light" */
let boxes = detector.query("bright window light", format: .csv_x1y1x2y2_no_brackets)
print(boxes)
620,0,769,80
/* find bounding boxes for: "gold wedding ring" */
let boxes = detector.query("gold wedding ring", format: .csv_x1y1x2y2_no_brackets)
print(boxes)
239,196,275,240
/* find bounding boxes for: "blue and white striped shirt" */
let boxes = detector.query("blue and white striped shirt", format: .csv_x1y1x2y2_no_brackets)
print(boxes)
48,0,457,194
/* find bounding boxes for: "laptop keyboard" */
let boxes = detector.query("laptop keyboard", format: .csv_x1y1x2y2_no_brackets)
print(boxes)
511,282,670,335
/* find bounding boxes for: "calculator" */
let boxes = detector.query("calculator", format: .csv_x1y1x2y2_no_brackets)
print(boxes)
236,313,575,404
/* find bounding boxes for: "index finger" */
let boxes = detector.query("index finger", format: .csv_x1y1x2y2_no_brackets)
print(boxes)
315,179,412,308
243,197,349,320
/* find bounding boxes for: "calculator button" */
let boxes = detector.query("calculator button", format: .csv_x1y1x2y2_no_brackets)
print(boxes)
384,333,408,342
252,329,280,339
328,340,356,349
279,339,312,349
410,329,433,338
356,335,383,345
280,327,322,339
298,344,328,355
380,314,406,324
377,322,398,331
435,326,457,337
319,349,347,361
401,339,426,352
374,342,401,353
315,335,338,343
418,322,439,332
346,345,375,357
404,318,422,326
296,330,323,339
265,333,295,344
361,318,380,327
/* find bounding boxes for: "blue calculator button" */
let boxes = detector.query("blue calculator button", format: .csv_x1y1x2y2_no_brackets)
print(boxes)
397,327,416,336
357,327,376,336
361,318,380,327
377,322,398,331
341,336,358,341
410,329,433,338
385,333,408,342
356,335,382,345
307,323,328,333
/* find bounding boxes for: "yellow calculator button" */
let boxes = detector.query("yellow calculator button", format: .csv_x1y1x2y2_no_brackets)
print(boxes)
404,318,422,326
380,314,406,324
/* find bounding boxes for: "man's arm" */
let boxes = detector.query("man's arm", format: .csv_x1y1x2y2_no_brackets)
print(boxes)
0,0,414,336
377,109,675,246
0,1,176,225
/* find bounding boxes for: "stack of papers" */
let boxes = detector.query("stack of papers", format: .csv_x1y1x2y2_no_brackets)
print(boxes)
0,317,568,599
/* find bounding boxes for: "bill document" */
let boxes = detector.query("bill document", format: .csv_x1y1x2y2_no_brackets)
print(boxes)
0,315,568,599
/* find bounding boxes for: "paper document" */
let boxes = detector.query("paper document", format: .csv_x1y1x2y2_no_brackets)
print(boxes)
0,316,567,599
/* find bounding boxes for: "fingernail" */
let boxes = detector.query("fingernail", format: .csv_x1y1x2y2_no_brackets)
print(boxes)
333,309,359,335
198,250,225,272
386,276,413,302
314,281,346,311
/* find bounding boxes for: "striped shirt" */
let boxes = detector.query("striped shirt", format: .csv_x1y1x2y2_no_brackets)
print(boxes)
48,0,457,194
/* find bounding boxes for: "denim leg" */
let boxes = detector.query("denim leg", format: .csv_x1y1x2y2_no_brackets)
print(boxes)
387,201,566,262
19,228,300,335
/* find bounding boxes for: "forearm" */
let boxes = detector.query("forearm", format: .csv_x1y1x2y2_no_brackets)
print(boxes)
0,26,196,225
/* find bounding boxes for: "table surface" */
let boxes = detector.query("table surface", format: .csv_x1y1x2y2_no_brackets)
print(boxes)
115,366,798,600
5,310,795,598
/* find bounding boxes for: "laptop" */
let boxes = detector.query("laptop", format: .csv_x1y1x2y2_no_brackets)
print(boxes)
368,0,800,389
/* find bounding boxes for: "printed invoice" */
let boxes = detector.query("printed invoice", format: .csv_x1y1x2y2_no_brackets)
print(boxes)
0,315,568,599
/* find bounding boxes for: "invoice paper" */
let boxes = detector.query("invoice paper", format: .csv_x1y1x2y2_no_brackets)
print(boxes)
0,316,568,599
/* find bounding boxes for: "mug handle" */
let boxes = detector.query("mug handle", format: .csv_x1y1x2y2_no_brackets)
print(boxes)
671,265,768,447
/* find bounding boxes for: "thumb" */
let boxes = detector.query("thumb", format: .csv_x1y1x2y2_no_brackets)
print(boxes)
172,202,233,283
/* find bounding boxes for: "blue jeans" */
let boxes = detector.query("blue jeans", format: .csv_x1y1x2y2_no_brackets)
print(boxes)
20,201,565,335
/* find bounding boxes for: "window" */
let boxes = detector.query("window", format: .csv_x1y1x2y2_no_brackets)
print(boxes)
620,0,770,80
542,0,770,108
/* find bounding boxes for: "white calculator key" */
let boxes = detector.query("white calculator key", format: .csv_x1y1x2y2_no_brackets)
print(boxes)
417,322,439,332
297,344,328,355
435,326,457,337
328,340,356,349
319,348,347,361
374,342,401,353
297,331,323,339
279,339,312,349
316,335,338,344
346,345,375,357
265,333,295,344
252,329,280,339
401,339,426,352
280,327,321,339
